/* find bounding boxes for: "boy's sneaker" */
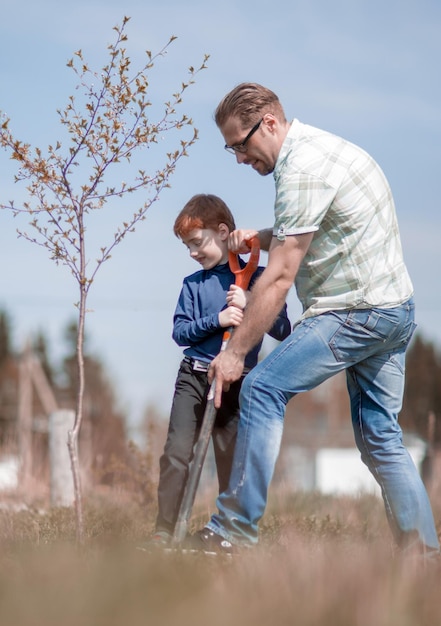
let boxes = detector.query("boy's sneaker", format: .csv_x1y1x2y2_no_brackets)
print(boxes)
137,530,172,552
183,527,238,556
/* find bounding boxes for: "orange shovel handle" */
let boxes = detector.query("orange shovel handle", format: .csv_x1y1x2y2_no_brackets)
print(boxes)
228,236,260,290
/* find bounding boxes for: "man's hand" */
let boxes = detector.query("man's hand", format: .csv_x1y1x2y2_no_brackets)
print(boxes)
229,228,273,253
208,350,245,409
228,229,259,254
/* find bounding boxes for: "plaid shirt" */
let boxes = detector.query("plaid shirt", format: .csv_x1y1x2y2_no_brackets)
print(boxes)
273,119,413,318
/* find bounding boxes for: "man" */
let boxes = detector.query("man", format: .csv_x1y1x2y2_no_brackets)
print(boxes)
187,83,439,558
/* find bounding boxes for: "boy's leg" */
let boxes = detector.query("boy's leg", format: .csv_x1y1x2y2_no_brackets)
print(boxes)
211,378,241,493
156,362,207,533
347,352,440,552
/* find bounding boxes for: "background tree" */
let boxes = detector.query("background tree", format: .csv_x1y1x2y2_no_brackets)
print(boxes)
32,331,55,387
401,333,441,445
0,310,17,444
0,311,12,369
0,16,208,542
59,320,127,479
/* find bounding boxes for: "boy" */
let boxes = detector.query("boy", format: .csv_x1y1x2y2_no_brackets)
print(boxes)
148,194,291,546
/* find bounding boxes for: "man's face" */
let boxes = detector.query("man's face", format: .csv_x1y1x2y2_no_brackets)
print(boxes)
220,115,279,176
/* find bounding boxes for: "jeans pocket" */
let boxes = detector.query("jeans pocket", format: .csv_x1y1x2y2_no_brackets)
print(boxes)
401,320,417,348
347,309,398,339
329,309,396,363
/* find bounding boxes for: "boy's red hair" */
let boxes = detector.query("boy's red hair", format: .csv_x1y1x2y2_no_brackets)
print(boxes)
174,194,236,238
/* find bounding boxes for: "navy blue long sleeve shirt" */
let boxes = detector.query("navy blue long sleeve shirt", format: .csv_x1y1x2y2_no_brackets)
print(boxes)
173,260,291,369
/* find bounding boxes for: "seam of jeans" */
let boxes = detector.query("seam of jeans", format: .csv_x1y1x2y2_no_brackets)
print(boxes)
351,370,398,537
229,392,251,497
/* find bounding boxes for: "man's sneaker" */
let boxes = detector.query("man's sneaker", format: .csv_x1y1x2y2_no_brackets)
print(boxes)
137,530,172,552
183,527,238,556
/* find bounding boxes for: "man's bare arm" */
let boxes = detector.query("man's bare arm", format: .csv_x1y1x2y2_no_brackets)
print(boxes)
209,231,314,408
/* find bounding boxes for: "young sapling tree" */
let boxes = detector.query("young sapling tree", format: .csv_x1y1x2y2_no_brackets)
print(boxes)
0,16,209,543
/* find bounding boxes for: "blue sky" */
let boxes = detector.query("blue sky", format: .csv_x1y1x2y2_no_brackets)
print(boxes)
1,0,440,436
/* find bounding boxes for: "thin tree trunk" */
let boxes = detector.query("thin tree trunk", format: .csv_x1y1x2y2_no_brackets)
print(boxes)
67,220,87,544
67,284,87,543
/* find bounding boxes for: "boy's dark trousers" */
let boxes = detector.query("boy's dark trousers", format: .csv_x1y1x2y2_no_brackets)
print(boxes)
155,359,242,534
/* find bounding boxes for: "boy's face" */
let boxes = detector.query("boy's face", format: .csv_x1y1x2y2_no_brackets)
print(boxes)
181,225,229,270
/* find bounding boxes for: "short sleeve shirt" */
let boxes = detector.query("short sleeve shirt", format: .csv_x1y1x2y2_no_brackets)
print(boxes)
273,119,413,318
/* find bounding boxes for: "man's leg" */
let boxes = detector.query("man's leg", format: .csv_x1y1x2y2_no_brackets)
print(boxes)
206,313,348,545
348,352,439,552
205,300,439,550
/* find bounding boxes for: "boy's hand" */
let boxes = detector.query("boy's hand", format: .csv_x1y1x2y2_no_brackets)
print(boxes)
219,306,244,328
226,284,248,310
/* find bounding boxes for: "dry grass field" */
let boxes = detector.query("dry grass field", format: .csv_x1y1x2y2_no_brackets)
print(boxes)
0,487,440,626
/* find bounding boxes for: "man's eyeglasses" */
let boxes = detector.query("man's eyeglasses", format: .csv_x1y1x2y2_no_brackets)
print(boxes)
224,118,263,154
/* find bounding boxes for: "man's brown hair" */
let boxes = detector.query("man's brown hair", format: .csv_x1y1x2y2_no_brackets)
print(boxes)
214,82,286,129
174,194,236,238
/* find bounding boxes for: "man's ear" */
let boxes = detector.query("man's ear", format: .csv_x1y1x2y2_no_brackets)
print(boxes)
218,223,230,240
262,113,278,134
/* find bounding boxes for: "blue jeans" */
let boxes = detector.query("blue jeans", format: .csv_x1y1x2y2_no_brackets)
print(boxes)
207,299,440,552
